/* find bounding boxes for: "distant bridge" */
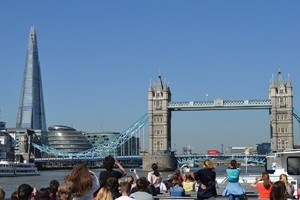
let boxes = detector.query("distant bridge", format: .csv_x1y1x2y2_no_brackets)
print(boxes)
34,154,267,165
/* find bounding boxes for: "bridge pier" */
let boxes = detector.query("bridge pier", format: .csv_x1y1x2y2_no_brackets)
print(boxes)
142,153,177,171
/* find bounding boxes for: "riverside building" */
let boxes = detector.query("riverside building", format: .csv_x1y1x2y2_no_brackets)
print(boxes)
48,125,93,153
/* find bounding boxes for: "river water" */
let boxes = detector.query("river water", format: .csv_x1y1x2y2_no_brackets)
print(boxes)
0,166,264,198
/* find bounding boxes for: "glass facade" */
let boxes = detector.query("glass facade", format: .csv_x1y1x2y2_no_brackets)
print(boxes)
48,125,93,153
16,27,47,144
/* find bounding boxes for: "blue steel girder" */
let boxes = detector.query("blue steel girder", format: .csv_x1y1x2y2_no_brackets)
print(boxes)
168,99,272,111
293,108,300,123
32,113,149,157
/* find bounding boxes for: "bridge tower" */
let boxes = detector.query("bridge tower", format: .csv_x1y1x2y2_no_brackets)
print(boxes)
269,70,293,151
143,74,176,171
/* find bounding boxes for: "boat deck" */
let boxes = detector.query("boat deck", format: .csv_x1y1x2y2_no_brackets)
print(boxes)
154,183,258,200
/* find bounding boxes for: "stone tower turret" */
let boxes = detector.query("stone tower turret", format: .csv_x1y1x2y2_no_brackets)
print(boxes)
148,74,171,154
269,70,293,151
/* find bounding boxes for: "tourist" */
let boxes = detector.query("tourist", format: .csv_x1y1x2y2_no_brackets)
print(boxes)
66,161,100,200
115,182,134,200
96,177,121,200
49,180,60,200
123,175,135,190
11,191,19,200
0,187,5,200
57,181,74,200
130,178,153,200
270,181,287,200
147,163,163,194
192,159,217,200
279,174,294,199
251,172,273,199
17,184,34,200
222,160,245,200
99,155,126,192
182,172,196,192
36,188,50,200
175,169,183,183
169,174,185,197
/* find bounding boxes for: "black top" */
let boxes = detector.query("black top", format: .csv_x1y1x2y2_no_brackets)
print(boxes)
193,168,217,199
99,170,123,189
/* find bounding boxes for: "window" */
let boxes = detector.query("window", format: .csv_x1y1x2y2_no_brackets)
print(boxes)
287,157,300,175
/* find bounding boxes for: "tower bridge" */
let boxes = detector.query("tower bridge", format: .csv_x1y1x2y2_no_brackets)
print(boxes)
13,27,299,171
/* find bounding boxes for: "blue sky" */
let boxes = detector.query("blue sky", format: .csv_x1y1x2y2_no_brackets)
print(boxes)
0,1,299,153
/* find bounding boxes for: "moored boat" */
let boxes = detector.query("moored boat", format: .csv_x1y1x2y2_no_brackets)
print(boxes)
0,161,40,177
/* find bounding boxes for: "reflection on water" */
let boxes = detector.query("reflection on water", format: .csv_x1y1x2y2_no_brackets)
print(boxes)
0,166,264,197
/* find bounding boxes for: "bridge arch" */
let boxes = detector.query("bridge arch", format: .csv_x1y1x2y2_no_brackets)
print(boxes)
148,70,294,159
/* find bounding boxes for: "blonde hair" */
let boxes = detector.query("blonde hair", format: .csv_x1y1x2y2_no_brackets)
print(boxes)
124,175,134,184
58,181,74,200
204,160,215,170
279,174,289,187
96,187,113,200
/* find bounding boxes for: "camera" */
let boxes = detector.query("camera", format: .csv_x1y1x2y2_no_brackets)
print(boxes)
130,168,134,172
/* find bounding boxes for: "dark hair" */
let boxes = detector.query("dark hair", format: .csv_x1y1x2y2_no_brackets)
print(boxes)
36,188,50,200
0,187,5,200
18,184,33,200
172,174,180,186
103,155,115,170
270,181,286,200
136,178,150,191
106,177,118,190
151,163,159,176
262,172,272,189
120,182,131,194
49,180,59,193
230,160,237,169
11,191,19,200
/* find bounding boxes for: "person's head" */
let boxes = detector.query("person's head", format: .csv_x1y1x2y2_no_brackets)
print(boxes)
36,188,50,200
151,163,158,171
103,155,115,170
270,181,286,200
136,178,150,191
49,180,59,194
120,182,131,196
18,184,34,200
67,161,92,196
230,160,237,169
262,172,272,189
151,163,160,176
124,175,134,184
279,174,288,185
203,160,215,170
172,174,180,186
11,191,19,200
0,187,5,200
175,169,180,176
58,181,74,200
184,173,194,181
106,177,118,191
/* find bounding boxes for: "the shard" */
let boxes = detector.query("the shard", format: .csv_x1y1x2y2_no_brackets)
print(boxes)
16,27,47,134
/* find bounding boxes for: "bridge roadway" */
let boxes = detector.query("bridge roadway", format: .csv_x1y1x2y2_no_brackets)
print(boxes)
34,154,266,165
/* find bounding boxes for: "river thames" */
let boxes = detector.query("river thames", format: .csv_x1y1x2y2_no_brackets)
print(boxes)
0,165,264,197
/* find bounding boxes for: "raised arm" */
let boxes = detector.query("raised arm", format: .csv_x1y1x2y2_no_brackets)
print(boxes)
251,177,262,188
115,159,126,176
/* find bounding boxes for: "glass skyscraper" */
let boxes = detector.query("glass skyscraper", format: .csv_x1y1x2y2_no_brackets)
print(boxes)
16,27,47,143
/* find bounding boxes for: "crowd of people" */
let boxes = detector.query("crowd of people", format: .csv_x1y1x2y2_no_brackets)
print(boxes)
0,157,299,200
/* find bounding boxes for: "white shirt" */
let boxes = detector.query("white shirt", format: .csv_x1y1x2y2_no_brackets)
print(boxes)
115,196,135,200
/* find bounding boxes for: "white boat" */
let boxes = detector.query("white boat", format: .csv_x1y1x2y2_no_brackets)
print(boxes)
0,161,40,177
217,150,300,198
